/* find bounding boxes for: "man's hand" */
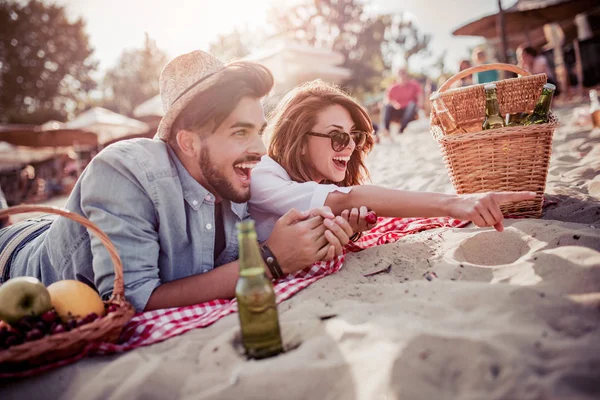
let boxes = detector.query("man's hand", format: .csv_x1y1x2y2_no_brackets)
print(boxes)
445,191,537,232
341,206,377,233
390,101,402,110
264,209,336,274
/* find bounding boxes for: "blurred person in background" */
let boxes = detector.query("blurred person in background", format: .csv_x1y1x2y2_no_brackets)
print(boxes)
471,47,499,84
449,59,474,89
517,44,559,95
379,68,423,137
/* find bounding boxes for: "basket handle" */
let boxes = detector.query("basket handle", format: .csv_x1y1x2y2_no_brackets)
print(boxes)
439,63,532,93
0,205,125,301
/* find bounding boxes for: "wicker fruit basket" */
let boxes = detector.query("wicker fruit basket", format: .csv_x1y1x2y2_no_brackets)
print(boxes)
430,63,558,218
0,205,135,368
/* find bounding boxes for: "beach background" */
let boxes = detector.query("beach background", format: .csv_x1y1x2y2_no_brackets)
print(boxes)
2,106,599,400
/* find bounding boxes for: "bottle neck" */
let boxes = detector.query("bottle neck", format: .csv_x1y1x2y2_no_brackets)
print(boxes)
485,91,500,117
533,89,553,116
238,231,263,273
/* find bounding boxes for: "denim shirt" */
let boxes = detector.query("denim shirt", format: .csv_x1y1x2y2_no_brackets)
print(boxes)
10,139,247,311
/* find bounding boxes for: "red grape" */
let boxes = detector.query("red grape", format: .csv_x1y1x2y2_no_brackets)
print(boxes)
35,321,48,333
83,313,99,324
41,310,59,323
66,320,78,331
25,329,44,342
5,334,23,348
52,324,66,334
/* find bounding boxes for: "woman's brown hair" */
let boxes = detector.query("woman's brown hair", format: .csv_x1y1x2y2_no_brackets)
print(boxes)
265,80,374,187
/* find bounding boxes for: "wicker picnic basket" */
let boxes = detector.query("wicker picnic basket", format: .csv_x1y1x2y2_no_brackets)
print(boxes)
0,205,135,368
430,63,558,218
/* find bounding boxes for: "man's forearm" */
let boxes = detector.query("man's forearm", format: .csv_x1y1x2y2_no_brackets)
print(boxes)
144,261,240,311
325,185,456,218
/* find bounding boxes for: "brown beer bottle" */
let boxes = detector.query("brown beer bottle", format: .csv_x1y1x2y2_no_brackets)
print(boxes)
522,83,556,125
235,219,283,359
482,83,506,130
430,92,466,134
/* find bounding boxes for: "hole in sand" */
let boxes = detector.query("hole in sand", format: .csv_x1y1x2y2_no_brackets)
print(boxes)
455,231,530,266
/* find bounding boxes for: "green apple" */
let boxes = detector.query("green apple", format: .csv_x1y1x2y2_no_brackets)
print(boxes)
0,277,52,325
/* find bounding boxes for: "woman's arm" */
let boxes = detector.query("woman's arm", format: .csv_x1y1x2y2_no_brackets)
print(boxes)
325,185,536,232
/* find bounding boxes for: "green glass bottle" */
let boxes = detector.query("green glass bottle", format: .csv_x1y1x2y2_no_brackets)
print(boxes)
235,219,283,359
505,112,529,127
482,83,506,130
522,83,556,125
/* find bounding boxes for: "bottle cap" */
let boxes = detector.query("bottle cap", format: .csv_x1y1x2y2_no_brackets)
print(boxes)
544,83,556,91
236,219,256,233
484,83,497,90
429,92,440,101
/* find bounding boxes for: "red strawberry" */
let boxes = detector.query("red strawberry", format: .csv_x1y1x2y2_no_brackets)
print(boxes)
366,211,377,224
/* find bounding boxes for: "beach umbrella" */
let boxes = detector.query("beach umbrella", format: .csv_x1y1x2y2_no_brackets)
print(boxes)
453,0,597,41
133,95,164,118
0,126,98,148
65,107,149,145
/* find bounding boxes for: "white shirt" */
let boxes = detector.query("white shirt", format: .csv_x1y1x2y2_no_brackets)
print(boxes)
249,156,352,242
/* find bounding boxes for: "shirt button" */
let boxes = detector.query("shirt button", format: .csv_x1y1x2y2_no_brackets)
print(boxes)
192,200,198,206
205,194,213,202
206,223,213,230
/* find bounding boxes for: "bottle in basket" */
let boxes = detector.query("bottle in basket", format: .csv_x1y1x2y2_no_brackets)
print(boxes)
482,83,505,130
589,89,600,128
235,219,283,359
505,112,529,127
430,92,466,134
522,83,556,125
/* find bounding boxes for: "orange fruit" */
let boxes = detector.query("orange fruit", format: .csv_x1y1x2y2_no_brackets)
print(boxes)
47,280,105,321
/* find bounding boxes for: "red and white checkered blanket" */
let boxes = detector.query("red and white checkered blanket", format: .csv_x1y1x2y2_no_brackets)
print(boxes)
1,216,467,378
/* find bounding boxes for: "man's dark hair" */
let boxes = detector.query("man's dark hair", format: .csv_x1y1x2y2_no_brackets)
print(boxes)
169,61,274,145
521,46,538,57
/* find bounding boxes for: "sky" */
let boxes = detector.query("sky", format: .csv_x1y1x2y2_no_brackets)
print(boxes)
56,0,518,75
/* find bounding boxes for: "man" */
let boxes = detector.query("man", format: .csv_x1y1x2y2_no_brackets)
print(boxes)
471,47,498,85
380,68,422,137
0,51,353,312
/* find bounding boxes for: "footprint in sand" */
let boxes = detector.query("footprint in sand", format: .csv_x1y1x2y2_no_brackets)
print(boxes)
589,175,600,199
453,230,531,267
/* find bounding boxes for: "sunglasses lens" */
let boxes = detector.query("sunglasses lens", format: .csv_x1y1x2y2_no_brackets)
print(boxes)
332,131,349,152
354,132,366,147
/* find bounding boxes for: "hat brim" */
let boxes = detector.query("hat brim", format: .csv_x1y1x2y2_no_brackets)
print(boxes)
154,72,223,141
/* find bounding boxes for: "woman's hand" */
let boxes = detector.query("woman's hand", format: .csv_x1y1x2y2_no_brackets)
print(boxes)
341,206,377,233
309,206,355,257
445,191,537,232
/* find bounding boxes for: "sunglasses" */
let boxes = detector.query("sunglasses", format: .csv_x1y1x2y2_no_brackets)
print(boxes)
306,130,367,152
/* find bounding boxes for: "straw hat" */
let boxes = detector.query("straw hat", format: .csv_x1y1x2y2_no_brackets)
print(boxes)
154,50,225,141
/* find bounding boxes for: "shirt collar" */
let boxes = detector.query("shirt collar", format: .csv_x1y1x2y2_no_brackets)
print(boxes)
166,144,246,218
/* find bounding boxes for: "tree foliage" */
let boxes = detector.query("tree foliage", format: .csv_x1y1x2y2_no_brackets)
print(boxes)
0,0,97,124
208,28,256,62
102,33,168,116
383,12,432,69
268,0,389,95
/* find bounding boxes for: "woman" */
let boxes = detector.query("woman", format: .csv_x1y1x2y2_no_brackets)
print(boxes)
249,80,535,243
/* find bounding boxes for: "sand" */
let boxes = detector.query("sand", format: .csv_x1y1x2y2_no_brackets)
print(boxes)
1,106,599,399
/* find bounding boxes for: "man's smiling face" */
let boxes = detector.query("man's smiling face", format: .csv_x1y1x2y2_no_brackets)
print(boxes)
194,96,267,203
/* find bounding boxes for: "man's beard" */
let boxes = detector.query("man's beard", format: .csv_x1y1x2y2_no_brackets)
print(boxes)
199,146,250,203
